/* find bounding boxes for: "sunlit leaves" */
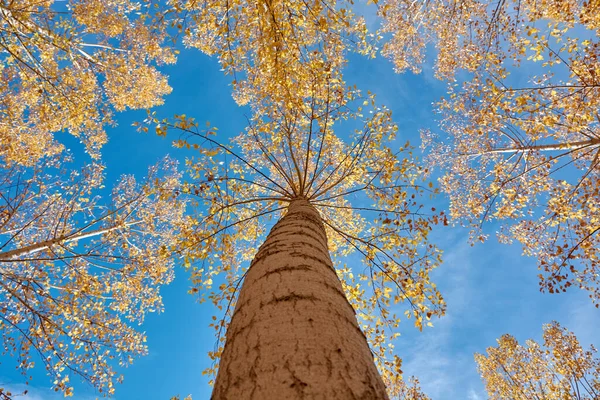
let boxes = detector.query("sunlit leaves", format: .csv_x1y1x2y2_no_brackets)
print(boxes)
476,322,600,400
378,0,600,304
177,0,374,110
0,0,176,166
0,1,183,395
0,156,185,396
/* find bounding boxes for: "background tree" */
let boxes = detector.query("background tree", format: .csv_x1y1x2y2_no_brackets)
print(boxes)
0,0,189,396
395,377,430,400
0,0,176,166
0,155,185,396
476,321,600,400
377,0,600,304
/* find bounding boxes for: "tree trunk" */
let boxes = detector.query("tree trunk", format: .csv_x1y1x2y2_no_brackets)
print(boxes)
212,198,388,399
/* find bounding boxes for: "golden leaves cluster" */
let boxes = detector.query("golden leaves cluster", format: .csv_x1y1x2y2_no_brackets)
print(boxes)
0,0,175,166
0,1,189,395
0,156,185,396
476,322,600,400
378,0,600,303
177,0,373,110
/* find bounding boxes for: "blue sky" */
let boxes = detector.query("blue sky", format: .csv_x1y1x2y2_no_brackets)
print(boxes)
2,8,600,400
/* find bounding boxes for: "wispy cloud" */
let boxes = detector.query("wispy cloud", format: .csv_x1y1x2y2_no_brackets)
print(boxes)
467,388,485,400
394,221,600,400
0,383,53,400
559,296,600,349
394,234,489,399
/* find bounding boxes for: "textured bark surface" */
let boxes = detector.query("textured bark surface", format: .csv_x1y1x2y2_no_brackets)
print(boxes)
212,199,388,399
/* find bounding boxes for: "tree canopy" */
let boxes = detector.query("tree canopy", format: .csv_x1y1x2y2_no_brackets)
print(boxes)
476,321,600,400
1,0,599,398
0,0,175,165
379,0,600,304
0,155,184,395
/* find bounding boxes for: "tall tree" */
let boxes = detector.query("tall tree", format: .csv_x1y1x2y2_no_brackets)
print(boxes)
147,63,444,397
159,1,443,396
0,155,185,396
0,0,176,166
476,322,600,400
377,0,600,303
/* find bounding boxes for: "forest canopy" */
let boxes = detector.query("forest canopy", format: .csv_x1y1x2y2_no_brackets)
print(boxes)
1,0,599,399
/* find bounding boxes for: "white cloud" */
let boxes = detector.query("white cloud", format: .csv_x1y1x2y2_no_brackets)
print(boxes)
392,232,489,399
394,218,600,400
467,388,484,400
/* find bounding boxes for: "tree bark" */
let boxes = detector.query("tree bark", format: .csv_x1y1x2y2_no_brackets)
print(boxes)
212,198,388,399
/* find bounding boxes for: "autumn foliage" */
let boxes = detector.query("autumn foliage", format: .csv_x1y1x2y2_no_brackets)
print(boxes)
1,0,184,395
148,80,444,396
0,156,184,395
151,1,446,395
2,0,600,398
0,0,175,166
178,0,374,108
378,0,600,304
476,322,600,400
